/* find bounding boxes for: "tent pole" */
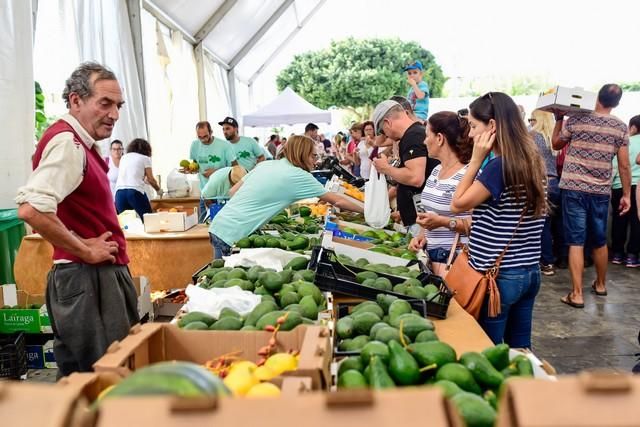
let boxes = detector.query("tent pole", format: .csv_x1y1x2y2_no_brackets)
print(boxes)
126,0,149,136
195,43,208,121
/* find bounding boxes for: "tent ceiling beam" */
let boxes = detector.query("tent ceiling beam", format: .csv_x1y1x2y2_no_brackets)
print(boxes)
227,0,295,69
194,0,238,43
143,0,197,44
248,0,326,85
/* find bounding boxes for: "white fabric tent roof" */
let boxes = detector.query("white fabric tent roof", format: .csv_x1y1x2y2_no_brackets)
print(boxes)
243,87,331,126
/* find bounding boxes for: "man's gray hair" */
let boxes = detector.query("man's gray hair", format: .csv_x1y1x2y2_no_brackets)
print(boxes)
62,62,117,108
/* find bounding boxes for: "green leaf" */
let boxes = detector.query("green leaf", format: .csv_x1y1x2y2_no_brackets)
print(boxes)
36,111,46,123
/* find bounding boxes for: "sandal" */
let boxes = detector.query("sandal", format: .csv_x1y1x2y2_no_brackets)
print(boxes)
561,292,584,308
590,281,608,296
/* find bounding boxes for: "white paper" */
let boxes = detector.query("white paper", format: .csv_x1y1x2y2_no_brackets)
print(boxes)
184,284,262,317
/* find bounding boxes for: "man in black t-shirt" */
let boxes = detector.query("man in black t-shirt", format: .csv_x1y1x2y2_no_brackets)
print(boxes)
372,100,428,228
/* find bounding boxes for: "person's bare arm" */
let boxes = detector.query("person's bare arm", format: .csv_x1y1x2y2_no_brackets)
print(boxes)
17,203,118,264
320,192,364,213
256,155,266,163
373,154,425,187
451,131,494,213
229,180,244,197
144,168,160,191
552,111,568,150
617,145,632,214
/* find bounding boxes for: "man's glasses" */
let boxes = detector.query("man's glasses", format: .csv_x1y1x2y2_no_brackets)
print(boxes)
111,147,123,151
528,119,537,124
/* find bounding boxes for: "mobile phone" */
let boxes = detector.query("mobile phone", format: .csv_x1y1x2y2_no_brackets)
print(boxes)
412,194,426,213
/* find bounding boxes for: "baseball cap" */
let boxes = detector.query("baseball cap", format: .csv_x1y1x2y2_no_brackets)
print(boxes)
403,60,423,72
229,165,247,184
372,100,401,135
218,117,239,127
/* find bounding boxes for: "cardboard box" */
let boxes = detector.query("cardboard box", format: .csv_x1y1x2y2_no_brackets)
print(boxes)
95,387,462,427
132,276,153,320
25,333,56,369
0,381,89,427
143,208,198,233
94,323,332,390
536,85,597,113
0,284,51,333
496,371,640,426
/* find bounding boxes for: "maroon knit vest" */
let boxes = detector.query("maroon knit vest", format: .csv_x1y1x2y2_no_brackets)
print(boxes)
32,119,129,265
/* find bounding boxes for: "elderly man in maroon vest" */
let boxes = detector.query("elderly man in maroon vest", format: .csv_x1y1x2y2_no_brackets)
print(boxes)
16,62,139,377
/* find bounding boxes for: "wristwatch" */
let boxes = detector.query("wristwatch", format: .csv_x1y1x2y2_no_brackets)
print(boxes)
448,218,457,231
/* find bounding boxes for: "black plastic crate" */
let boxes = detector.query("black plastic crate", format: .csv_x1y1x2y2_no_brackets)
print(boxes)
192,263,210,284
309,246,452,319
0,332,27,379
333,301,429,357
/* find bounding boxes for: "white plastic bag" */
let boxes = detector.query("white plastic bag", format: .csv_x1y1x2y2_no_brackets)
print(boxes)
223,248,309,272
364,164,391,229
184,284,262,317
166,168,191,198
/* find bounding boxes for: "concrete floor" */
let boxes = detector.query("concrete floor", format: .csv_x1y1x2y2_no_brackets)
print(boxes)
532,262,640,374
22,263,639,382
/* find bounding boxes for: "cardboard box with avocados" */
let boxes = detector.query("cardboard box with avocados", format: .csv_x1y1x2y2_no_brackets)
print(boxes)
93,323,332,390
496,371,640,426
94,387,463,427
0,284,51,334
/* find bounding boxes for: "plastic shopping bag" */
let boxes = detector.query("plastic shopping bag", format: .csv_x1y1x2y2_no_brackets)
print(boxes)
364,164,391,228
184,284,262,317
166,168,190,198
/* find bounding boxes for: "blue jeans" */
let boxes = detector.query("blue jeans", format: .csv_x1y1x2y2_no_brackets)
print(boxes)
210,233,232,259
199,198,208,223
479,265,541,348
541,177,560,264
562,190,610,248
115,189,152,222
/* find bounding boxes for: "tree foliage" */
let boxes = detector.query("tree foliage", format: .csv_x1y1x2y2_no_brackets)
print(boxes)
276,38,446,116
620,81,640,92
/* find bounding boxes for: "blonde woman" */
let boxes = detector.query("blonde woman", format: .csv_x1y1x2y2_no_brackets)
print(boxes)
530,110,560,275
208,135,364,258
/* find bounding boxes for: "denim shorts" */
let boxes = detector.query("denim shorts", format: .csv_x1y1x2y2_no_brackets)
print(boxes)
561,190,610,247
209,233,232,259
427,247,452,263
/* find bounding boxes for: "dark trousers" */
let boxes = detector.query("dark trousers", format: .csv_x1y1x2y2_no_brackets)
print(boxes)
46,263,139,378
115,188,152,222
541,178,560,264
610,186,640,256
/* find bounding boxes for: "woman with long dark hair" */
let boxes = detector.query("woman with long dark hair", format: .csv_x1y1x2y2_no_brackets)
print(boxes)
451,92,547,348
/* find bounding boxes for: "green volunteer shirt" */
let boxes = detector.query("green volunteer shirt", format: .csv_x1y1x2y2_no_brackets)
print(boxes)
189,137,236,188
612,134,640,189
229,136,264,171
201,167,233,200
210,159,327,246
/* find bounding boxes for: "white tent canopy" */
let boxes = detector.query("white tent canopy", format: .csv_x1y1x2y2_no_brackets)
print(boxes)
243,87,331,127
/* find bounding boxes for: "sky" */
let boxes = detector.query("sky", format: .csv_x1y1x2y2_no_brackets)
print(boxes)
251,0,640,103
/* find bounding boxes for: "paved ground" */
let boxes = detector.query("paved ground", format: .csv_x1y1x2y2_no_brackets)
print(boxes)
532,262,639,374
23,262,639,382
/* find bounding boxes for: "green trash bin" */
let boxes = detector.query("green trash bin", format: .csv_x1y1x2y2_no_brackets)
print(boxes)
0,209,26,285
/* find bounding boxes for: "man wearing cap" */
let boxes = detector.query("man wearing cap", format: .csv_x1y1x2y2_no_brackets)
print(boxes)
201,165,247,201
190,121,237,222
403,60,430,121
371,100,427,233
220,117,265,172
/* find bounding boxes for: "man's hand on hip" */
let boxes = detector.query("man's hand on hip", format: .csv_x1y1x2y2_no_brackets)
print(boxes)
82,232,119,264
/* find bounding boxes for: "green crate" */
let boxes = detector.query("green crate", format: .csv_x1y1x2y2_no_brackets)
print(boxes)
0,209,25,285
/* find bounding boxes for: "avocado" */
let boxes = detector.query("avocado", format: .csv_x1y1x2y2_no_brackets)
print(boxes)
227,268,247,280
387,340,421,385
338,357,364,375
459,352,505,389
296,281,323,305
407,341,457,369
369,322,390,339
368,356,396,389
435,363,482,395
374,327,409,345
338,369,368,389
481,343,510,371
256,310,302,331
406,286,427,299
279,269,295,284
484,390,498,410
513,354,534,377
182,321,208,330
212,271,229,283
342,335,370,351
355,257,369,267
403,278,423,287
279,291,301,308
283,256,309,270
352,311,382,335
209,317,243,330
362,278,377,288
253,236,266,248
210,258,225,268
236,237,251,248
451,392,497,427
244,300,279,327
351,301,384,318
292,269,315,282
373,277,393,291
397,316,434,340
336,316,354,339
240,325,259,331
423,283,440,295
360,341,390,366
261,271,285,293
376,294,398,314
299,295,319,320
434,379,463,398
393,283,408,295
219,307,242,320
178,311,216,327
338,339,353,351
224,278,246,289
355,271,378,283
388,300,412,325
414,330,439,343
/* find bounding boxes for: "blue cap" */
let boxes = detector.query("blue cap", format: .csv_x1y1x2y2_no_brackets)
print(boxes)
403,60,423,72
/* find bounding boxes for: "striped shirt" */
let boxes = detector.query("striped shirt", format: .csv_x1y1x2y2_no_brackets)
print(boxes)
468,157,545,272
421,164,470,250
559,112,628,195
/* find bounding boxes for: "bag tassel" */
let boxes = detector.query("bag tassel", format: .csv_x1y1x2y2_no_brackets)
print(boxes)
487,278,501,318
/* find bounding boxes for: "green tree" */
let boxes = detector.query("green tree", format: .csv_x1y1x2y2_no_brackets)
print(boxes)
276,38,446,120
620,81,640,92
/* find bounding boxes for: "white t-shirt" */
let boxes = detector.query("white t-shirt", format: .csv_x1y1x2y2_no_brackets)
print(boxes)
357,141,373,178
105,157,119,199
115,152,152,194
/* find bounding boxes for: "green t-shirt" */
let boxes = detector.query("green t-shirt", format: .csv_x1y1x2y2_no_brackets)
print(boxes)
229,136,264,172
189,138,236,188
612,134,640,189
210,159,327,245
201,167,233,200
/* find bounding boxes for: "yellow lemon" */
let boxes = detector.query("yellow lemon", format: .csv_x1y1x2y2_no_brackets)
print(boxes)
228,360,257,375
264,353,298,376
223,368,258,396
253,365,277,381
245,382,281,398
